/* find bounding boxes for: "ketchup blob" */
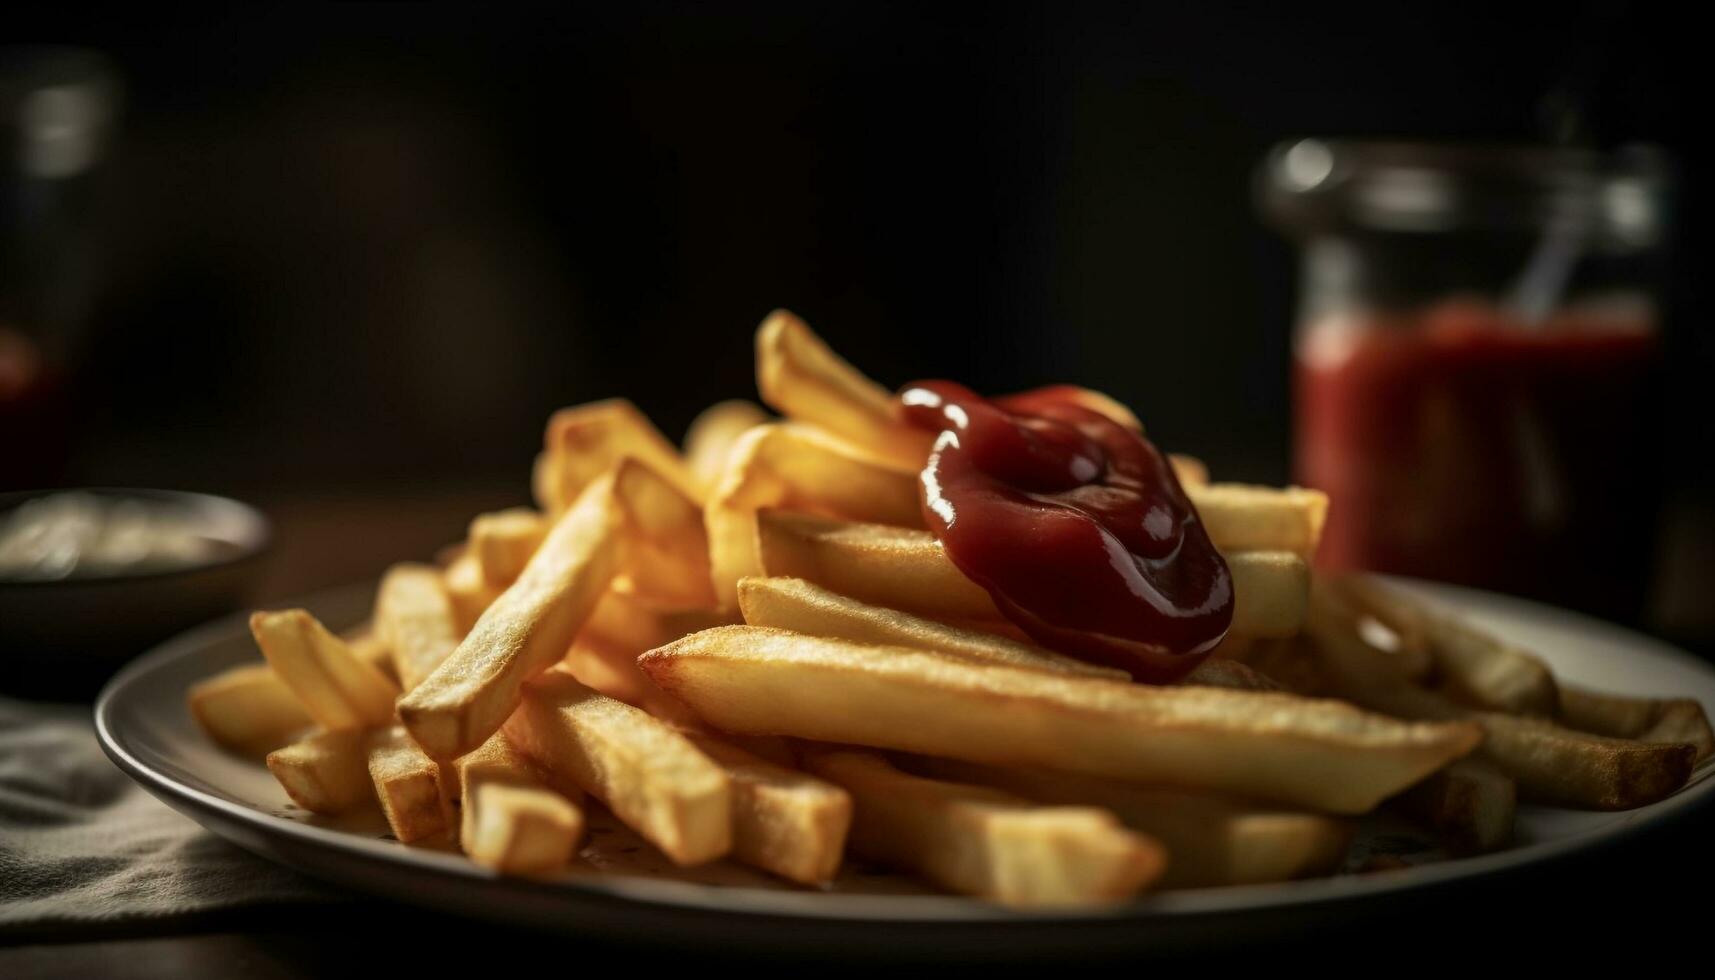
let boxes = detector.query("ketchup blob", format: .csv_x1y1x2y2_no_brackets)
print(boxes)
898,380,1232,682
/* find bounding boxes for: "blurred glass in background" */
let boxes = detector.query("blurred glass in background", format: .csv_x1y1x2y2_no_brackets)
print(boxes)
0,47,119,488
1262,141,1670,622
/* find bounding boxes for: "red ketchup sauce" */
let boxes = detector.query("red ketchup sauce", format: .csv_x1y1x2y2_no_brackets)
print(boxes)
897,380,1232,682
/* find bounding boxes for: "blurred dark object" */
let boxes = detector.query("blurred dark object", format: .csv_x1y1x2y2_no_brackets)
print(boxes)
1261,141,1670,622
0,488,267,699
0,47,119,490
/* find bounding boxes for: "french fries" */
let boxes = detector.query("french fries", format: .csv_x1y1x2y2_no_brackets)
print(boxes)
640,627,1481,814
399,473,623,759
1557,685,1715,764
803,748,1164,906
367,726,455,843
755,310,933,472
907,757,1351,889
1183,483,1329,558
736,575,1126,680
250,609,399,729
375,563,462,692
705,424,922,611
504,668,731,865
611,457,717,610
539,399,702,512
688,734,852,885
189,664,312,755
684,399,770,495
266,729,373,814
457,731,585,874
468,508,549,587
1302,595,1696,810
754,512,1310,639
443,552,504,634
196,307,1709,903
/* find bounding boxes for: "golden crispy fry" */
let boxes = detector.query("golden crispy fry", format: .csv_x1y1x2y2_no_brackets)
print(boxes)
367,726,454,843
1557,685,1714,764
907,757,1351,889
265,729,373,814
1393,757,1515,854
641,627,1481,813
468,508,549,587
612,458,717,610
706,425,922,611
1322,574,1434,680
687,734,852,885
443,553,504,635
250,609,400,730
1184,483,1329,557
188,664,313,755
1427,615,1559,717
684,399,770,495
457,731,585,874
1168,454,1209,486
755,512,1309,638
400,475,623,759
755,310,933,472
1303,604,1695,809
540,399,702,511
803,748,1164,906
736,575,1127,680
376,563,462,692
504,668,732,865
341,622,395,679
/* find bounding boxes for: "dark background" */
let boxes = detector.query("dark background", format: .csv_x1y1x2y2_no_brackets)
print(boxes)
5,1,1712,634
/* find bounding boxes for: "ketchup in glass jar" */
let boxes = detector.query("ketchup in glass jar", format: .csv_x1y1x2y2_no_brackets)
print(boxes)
1261,141,1669,622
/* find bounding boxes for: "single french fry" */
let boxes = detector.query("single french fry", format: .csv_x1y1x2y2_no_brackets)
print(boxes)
266,729,373,814
367,726,454,843
457,731,585,874
189,664,313,755
444,552,504,635
687,734,852,885
612,458,717,610
907,757,1351,890
376,563,462,692
803,748,1164,906
1393,757,1515,855
755,309,933,472
341,622,395,679
755,512,1309,639
504,668,732,865
250,609,400,730
1557,686,1715,765
1184,483,1329,558
641,627,1481,814
736,575,1127,680
399,475,624,759
541,399,702,511
684,399,770,495
468,508,549,587
706,425,922,611
1168,454,1209,486
1323,574,1434,680
1303,602,1695,810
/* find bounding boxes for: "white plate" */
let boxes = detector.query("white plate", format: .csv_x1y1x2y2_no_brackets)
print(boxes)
94,579,1715,952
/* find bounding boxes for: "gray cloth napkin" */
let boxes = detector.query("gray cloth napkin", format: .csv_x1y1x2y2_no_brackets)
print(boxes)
0,696,339,933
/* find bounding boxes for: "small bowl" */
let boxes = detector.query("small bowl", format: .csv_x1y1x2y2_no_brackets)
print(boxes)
0,488,271,698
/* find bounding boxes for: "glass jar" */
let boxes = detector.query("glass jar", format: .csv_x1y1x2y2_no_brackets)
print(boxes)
1259,140,1670,622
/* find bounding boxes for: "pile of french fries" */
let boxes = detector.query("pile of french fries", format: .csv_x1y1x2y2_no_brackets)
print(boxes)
187,310,1713,907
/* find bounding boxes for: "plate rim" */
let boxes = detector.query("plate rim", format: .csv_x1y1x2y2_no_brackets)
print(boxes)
94,578,1715,926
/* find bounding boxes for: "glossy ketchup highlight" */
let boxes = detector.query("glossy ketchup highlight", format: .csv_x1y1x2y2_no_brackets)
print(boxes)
898,380,1232,682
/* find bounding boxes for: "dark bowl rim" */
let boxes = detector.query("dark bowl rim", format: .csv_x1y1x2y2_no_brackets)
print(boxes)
0,486,272,589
